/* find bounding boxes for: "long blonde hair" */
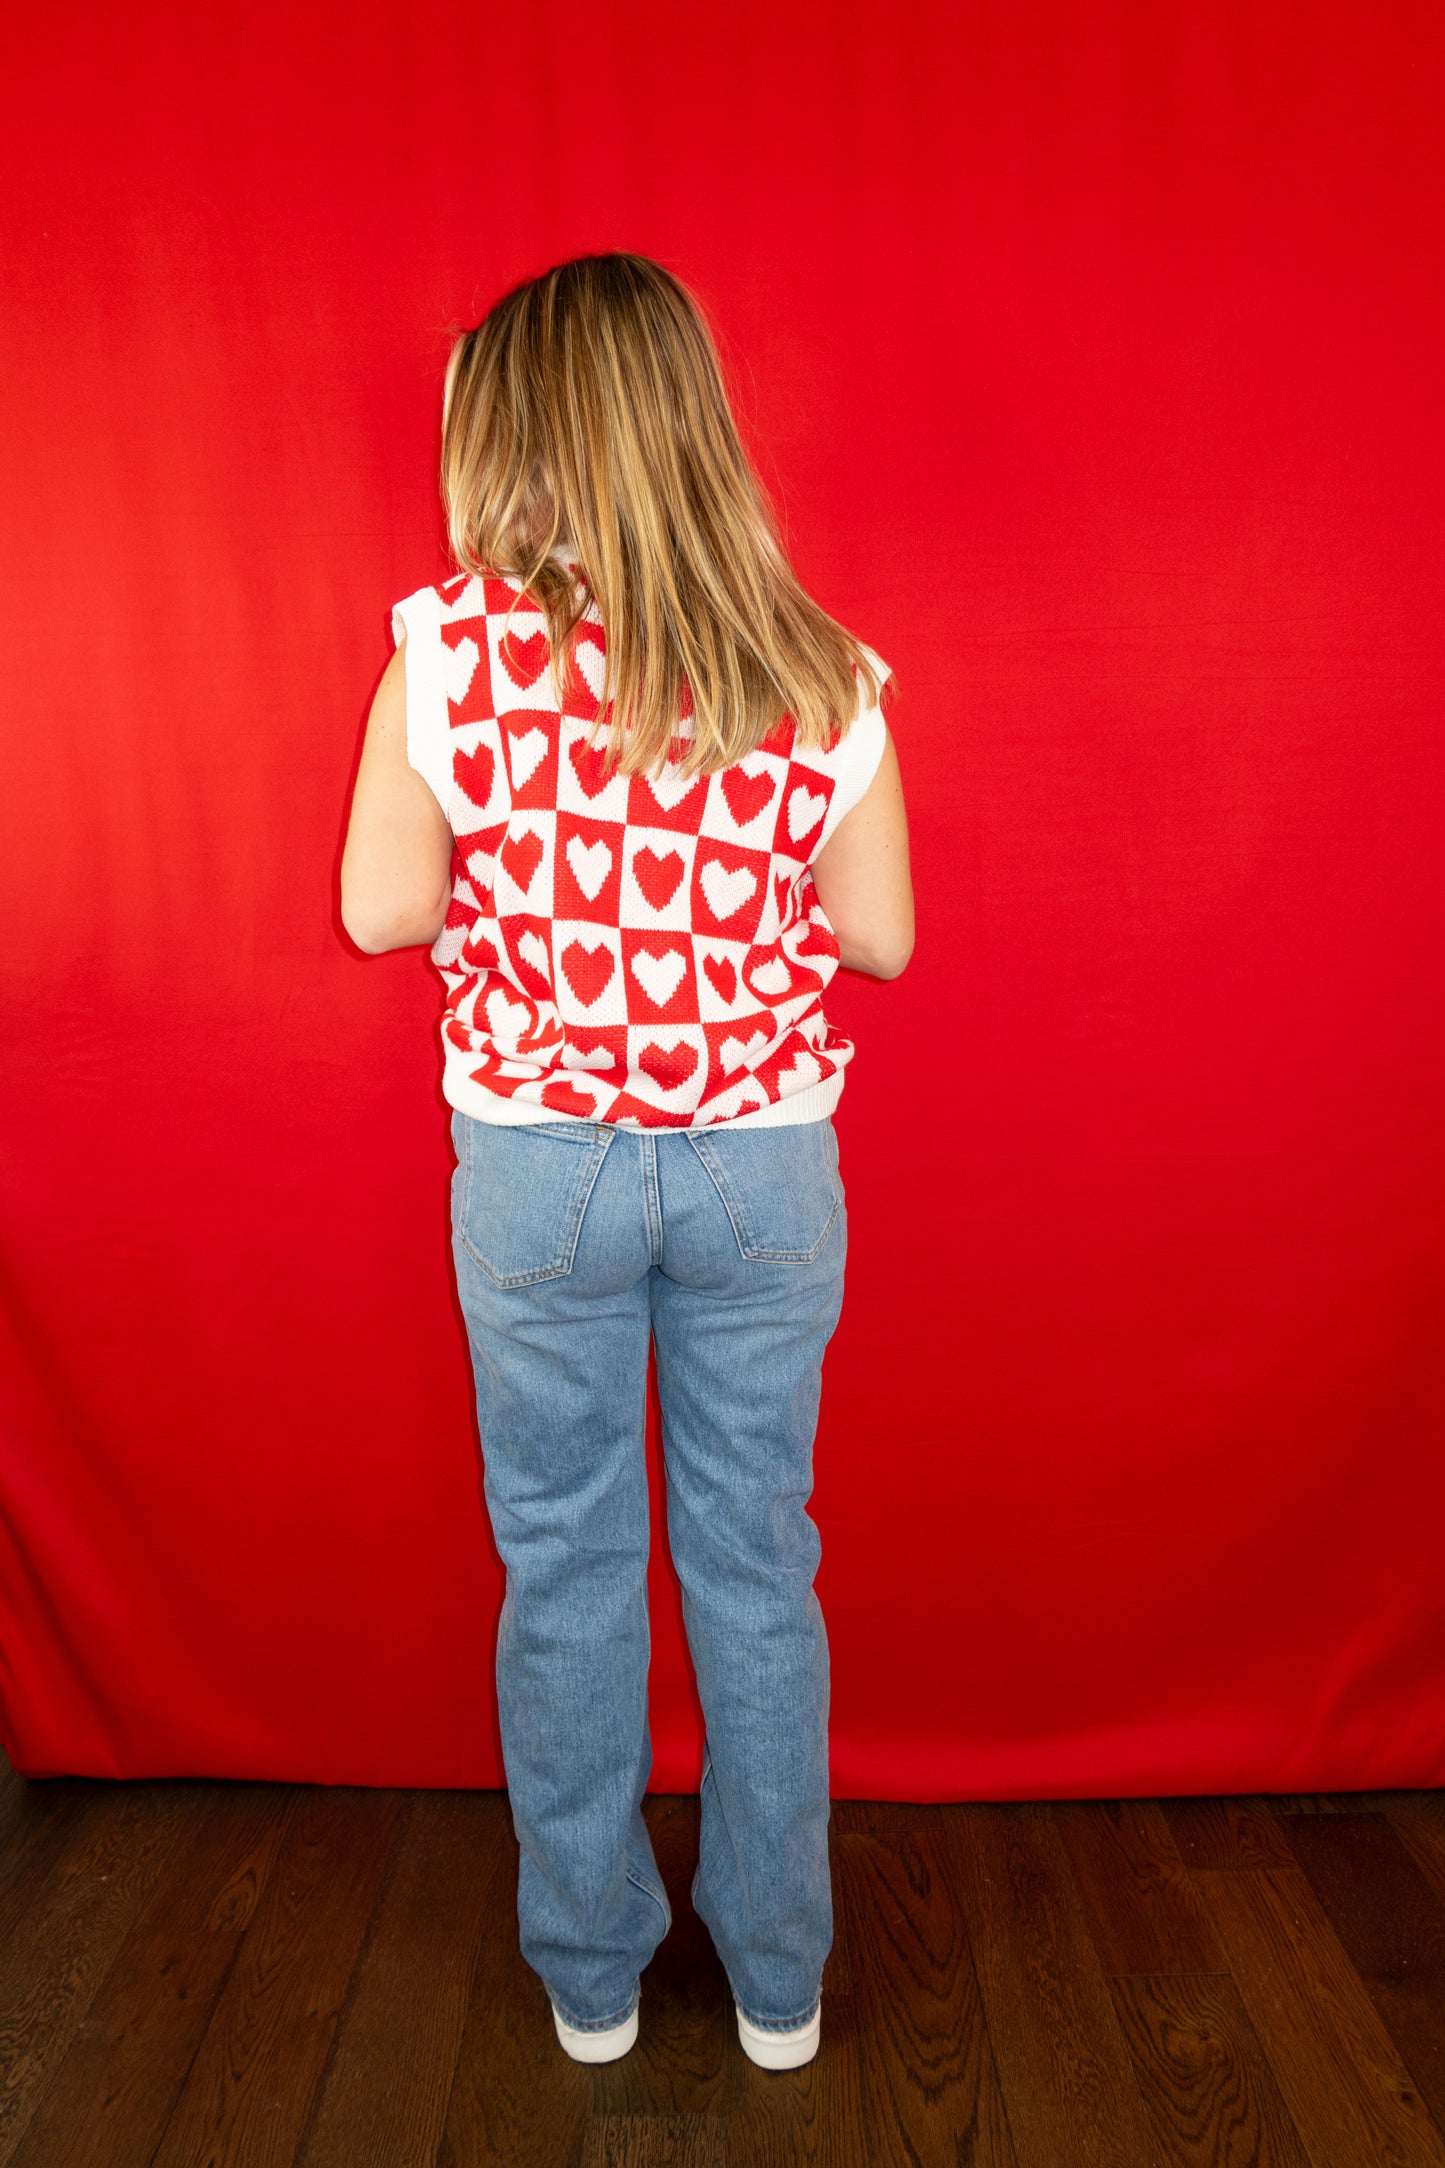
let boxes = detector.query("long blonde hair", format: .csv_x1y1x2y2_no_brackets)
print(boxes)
439,252,886,779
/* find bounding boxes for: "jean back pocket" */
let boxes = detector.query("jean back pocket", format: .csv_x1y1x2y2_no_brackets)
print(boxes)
685,1120,843,1263
454,1117,614,1287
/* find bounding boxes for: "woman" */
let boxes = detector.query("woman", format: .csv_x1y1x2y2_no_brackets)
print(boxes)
340,252,913,2071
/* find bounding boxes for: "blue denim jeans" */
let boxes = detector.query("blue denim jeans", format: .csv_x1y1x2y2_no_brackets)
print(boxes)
449,1108,847,2036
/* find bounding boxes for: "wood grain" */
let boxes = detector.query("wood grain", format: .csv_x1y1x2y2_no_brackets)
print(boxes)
1159,1797,1298,1871
1,1753,1443,2168
579,2112,727,2165
168,1783,295,1936
1274,1812,1445,2137
837,1827,1012,2168
944,1802,1158,2167
0,1774,115,1947
1191,1861,1445,2168
1052,1797,1223,1977
627,1797,729,2115
1262,1795,1358,1817
1106,1971,1314,2167
10,1929,241,2168
148,1785,403,2168
0,1779,195,2163
1373,1793,1445,1920
832,1799,949,1838
435,1794,594,2168
296,1790,506,2168
9,1782,292,2168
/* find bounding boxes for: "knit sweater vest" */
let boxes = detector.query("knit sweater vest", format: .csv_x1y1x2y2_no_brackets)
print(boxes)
390,552,890,1130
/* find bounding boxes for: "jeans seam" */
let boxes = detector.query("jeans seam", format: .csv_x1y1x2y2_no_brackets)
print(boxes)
682,1132,751,1257
641,1134,662,1265
625,1865,672,1928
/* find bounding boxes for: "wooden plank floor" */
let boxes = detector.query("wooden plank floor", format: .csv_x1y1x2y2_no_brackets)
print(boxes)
1,1748,1443,2166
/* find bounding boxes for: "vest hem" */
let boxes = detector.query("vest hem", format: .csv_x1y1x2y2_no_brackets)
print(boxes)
441,1062,845,1131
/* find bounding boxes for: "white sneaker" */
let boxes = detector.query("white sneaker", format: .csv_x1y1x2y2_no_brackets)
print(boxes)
551,1999,639,2063
735,1999,821,2069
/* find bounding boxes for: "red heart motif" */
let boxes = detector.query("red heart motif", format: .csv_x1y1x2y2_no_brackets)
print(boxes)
568,736,614,798
702,953,736,1004
633,846,684,911
540,1079,597,1117
453,743,494,808
560,940,615,1007
639,1039,699,1090
500,829,544,893
500,630,550,688
733,1098,763,1118
721,767,775,827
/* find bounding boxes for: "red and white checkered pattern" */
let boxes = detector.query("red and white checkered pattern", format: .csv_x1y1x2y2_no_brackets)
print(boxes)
391,561,889,1130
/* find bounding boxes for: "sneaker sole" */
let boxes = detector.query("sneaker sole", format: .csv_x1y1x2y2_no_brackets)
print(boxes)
552,2002,639,2063
736,2002,821,2069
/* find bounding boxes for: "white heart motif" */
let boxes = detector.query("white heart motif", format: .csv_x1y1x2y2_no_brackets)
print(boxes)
518,931,551,980
787,785,827,842
719,1029,770,1071
749,956,793,997
700,860,756,921
484,988,532,1044
442,636,479,706
566,835,612,901
630,948,687,1007
642,765,703,811
509,728,549,787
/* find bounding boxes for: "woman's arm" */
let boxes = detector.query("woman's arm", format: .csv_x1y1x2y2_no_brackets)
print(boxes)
340,641,454,955
807,727,915,979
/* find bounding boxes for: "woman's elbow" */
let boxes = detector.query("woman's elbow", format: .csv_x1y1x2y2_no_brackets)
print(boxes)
840,929,914,980
341,904,392,954
343,919,390,956
869,937,914,980
341,894,446,955
874,941,914,980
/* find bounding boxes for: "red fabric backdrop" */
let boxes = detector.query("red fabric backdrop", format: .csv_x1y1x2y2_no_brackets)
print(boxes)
3,0,1443,1795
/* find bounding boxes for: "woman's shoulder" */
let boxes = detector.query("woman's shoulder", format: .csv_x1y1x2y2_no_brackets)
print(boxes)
783,642,893,766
